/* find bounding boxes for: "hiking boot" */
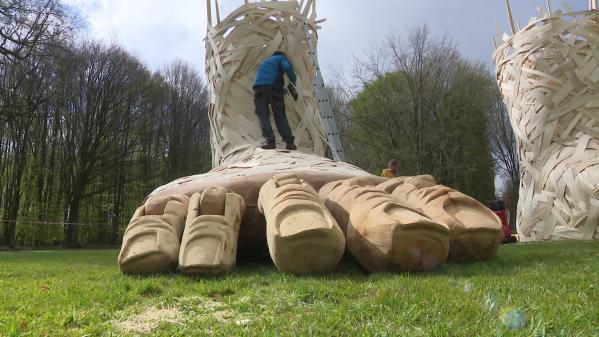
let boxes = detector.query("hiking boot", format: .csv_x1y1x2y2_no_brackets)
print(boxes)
260,141,276,150
286,142,297,150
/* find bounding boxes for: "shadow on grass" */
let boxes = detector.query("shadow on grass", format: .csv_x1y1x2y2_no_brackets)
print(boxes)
230,241,599,280
12,241,595,283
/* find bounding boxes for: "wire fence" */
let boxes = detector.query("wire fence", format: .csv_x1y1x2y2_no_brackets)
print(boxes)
0,219,111,226
0,219,122,249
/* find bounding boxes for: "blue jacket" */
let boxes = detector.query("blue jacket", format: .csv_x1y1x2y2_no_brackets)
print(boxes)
253,54,297,89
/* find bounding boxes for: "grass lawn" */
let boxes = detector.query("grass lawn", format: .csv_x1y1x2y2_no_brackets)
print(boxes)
0,242,598,336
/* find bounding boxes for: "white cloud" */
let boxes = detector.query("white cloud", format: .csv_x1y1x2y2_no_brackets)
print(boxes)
62,0,592,81
64,0,206,72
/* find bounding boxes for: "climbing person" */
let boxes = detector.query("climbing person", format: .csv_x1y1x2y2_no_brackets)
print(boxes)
381,159,400,178
253,51,299,150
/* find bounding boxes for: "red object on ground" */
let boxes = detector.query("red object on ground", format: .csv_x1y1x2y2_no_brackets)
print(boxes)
487,197,515,243
494,209,512,242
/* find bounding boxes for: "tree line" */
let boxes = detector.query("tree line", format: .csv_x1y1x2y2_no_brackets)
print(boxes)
1,1,518,248
1,0,211,248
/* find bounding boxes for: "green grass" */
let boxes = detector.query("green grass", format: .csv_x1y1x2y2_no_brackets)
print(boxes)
0,242,598,336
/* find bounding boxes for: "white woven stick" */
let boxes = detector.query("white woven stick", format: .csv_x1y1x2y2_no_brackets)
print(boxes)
504,0,516,34
207,0,212,26
215,0,221,24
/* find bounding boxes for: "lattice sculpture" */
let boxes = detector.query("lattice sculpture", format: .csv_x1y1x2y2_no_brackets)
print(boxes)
494,9,599,241
205,0,326,166
118,0,502,275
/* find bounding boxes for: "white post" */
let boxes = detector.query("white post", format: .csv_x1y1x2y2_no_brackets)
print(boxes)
215,0,221,24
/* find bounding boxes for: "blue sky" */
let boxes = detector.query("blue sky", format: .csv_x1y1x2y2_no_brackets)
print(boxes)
64,0,590,80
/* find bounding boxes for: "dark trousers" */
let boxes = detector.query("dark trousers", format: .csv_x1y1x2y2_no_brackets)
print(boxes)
254,85,295,144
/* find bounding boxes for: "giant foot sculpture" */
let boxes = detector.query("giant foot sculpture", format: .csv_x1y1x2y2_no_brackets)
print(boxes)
118,149,502,274
118,0,502,274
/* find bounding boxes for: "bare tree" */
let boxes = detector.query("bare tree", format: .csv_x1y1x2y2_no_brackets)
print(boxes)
0,49,54,247
488,90,519,226
161,60,211,180
488,92,519,186
0,0,72,64
386,26,461,174
348,25,497,201
54,41,149,247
